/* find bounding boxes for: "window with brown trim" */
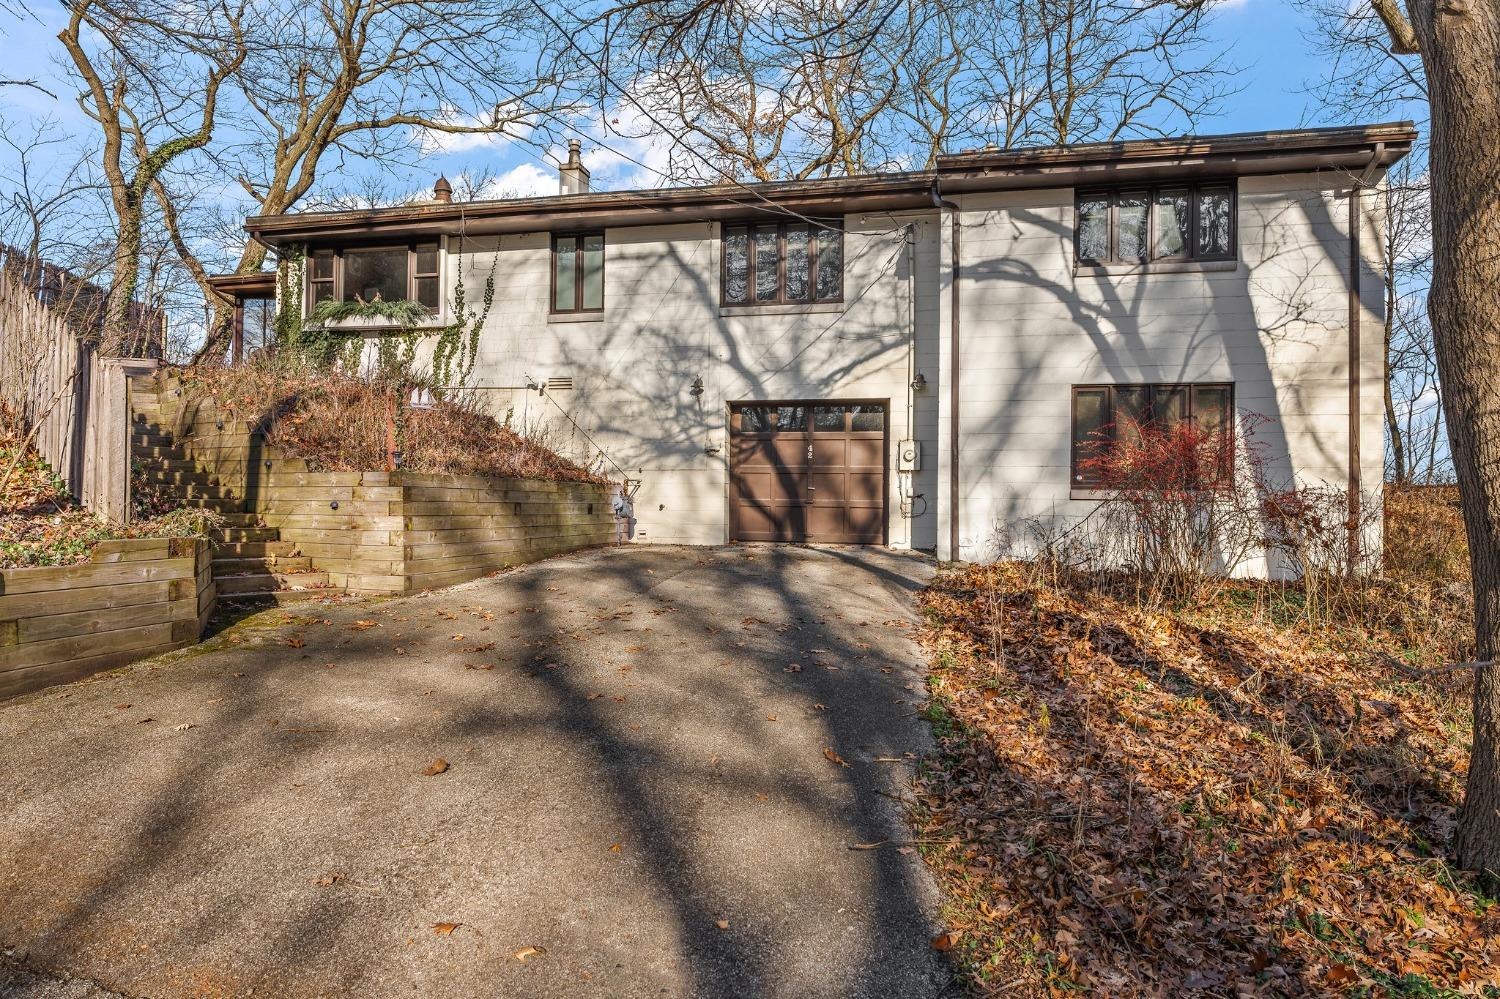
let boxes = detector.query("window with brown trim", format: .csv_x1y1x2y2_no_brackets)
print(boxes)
1076,183,1236,266
303,242,442,313
1071,383,1233,487
552,232,604,313
722,220,843,305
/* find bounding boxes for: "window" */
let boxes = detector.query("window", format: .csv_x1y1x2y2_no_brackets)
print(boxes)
722,220,843,305
1075,183,1235,266
1071,383,1233,487
304,242,442,313
552,233,604,313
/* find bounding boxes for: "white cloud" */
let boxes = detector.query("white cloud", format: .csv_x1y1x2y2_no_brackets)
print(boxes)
475,162,556,199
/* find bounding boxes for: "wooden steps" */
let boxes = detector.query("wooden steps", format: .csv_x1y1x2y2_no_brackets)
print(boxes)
129,376,345,604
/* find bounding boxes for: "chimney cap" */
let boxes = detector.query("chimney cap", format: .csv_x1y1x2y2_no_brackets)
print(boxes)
433,175,453,203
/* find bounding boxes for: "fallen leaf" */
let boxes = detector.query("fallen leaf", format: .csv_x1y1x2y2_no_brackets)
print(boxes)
174,723,195,731
136,717,154,725
351,620,378,630
311,872,345,887
823,747,850,768
849,841,888,850
766,714,778,721
514,945,546,962
931,931,962,952
608,842,623,852
114,703,130,709
714,919,730,931
284,637,305,648
433,922,461,935
783,664,802,673
422,758,450,776
813,703,827,711
1325,965,1358,985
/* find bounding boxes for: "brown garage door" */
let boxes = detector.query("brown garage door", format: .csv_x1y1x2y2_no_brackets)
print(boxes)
729,402,886,544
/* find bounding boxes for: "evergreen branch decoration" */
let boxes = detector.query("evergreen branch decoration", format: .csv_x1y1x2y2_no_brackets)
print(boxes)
308,297,432,327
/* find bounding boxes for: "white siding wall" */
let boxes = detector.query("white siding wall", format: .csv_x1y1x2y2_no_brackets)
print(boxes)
938,171,1387,569
324,167,1384,566
446,216,942,548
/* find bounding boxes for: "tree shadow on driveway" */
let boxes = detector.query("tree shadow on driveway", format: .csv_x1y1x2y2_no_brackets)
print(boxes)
0,544,956,999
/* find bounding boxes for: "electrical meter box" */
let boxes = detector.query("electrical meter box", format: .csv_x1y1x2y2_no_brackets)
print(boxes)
897,439,921,472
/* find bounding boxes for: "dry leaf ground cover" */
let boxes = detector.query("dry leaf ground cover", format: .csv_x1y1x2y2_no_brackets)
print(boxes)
175,360,606,484
0,408,214,568
914,489,1496,997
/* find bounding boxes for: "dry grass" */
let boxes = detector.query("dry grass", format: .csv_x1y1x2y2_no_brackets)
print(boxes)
175,359,606,484
915,485,1495,997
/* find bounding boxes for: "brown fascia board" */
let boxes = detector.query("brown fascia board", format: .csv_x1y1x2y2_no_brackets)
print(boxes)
207,271,277,295
934,121,1417,189
243,122,1416,246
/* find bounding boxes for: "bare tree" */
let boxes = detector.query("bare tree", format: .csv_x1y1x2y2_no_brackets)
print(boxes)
1379,162,1440,483
1364,0,1500,883
57,0,249,355
172,0,569,362
1297,0,1441,485
578,0,1235,182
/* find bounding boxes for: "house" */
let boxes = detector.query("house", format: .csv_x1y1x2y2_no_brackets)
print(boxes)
236,122,1415,566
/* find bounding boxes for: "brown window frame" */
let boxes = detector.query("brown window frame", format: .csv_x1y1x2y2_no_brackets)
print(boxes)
1075,182,1237,267
1070,382,1234,488
720,219,843,306
550,231,605,314
304,241,442,314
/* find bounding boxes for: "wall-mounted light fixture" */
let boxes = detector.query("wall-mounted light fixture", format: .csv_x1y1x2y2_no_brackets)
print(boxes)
911,371,928,392
690,375,705,399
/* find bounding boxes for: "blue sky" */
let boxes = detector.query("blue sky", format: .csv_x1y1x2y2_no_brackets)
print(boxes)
0,0,1405,264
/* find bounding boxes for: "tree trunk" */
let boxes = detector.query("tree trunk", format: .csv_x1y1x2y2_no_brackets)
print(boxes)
105,195,144,356
1415,0,1500,884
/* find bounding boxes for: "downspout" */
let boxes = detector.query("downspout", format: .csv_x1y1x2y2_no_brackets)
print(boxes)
931,179,961,561
1348,142,1385,564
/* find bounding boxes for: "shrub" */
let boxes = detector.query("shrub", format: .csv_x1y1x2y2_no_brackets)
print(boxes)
1078,415,1263,604
176,356,606,484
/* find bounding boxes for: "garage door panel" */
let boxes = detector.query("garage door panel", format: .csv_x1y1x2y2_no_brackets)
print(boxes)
810,472,846,502
847,438,883,466
810,438,848,466
737,503,805,541
729,401,884,545
806,506,847,539
732,469,806,502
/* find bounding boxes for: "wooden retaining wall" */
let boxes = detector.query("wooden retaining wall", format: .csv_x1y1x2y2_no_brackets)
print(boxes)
262,471,613,595
0,538,216,699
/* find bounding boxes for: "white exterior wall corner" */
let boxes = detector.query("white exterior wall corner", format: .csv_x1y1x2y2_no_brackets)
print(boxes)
947,172,1388,573
449,216,942,549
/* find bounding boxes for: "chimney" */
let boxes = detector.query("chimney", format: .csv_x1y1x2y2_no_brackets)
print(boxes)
559,139,590,195
433,175,453,203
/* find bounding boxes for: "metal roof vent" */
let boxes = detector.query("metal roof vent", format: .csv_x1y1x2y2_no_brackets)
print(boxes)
544,376,574,392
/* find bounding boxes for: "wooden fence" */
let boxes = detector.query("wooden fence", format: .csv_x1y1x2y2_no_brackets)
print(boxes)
0,270,155,522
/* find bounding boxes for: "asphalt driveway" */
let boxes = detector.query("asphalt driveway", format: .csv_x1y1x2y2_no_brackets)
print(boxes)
0,544,952,999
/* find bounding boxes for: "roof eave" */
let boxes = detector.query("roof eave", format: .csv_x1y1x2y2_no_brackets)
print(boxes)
244,122,1418,246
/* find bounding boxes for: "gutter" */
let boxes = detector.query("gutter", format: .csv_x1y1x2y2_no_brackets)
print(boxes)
931,179,961,561
1347,141,1385,563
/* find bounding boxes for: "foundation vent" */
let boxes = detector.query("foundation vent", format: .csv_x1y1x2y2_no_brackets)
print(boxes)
544,376,574,392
